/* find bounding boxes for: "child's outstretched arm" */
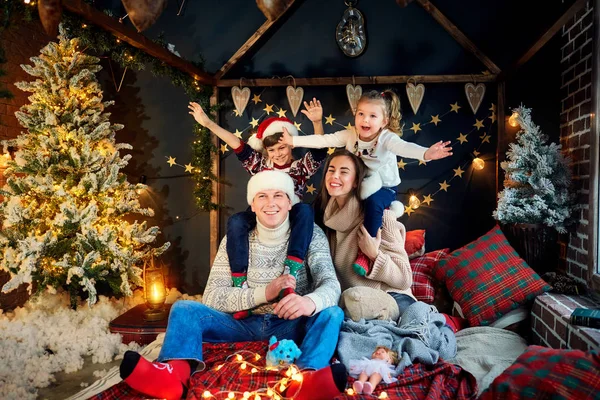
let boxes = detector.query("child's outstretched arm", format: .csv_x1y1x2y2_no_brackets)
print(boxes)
280,127,349,149
301,98,325,135
188,102,241,149
423,140,453,160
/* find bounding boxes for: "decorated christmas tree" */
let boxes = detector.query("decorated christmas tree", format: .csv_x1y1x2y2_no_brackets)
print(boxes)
494,106,575,233
0,27,169,306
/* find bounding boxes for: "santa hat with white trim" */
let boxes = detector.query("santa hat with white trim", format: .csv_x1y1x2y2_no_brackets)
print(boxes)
247,170,300,206
247,117,298,151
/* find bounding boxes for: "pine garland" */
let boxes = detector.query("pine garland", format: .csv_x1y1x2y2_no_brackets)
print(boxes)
1,1,220,210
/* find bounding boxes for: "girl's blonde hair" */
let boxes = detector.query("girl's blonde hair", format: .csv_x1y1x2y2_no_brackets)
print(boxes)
358,89,402,133
374,345,398,364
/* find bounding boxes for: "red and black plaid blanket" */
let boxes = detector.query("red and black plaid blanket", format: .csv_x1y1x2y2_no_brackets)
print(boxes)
91,341,477,400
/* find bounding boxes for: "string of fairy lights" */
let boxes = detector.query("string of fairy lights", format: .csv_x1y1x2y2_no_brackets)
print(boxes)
198,350,390,399
166,91,498,218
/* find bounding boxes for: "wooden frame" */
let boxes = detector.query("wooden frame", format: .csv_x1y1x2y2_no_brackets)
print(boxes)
62,0,214,85
589,0,600,290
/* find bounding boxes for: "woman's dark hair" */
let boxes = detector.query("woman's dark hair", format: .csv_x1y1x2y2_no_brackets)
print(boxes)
314,149,367,231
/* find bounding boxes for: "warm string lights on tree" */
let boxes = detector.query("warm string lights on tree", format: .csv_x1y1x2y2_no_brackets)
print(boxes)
0,28,169,307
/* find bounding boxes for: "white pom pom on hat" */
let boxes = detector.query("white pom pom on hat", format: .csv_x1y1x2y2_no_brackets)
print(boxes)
247,117,299,151
247,170,300,206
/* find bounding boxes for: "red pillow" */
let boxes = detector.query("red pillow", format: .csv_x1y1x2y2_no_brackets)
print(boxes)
480,345,600,399
406,229,426,259
409,249,449,304
433,225,550,326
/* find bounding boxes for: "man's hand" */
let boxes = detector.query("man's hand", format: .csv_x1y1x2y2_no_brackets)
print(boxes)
273,294,316,320
265,274,296,302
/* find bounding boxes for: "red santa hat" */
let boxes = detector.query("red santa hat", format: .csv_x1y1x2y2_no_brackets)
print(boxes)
247,117,298,151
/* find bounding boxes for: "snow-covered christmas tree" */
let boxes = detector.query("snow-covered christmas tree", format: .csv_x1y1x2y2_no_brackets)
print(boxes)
0,27,169,306
494,106,575,233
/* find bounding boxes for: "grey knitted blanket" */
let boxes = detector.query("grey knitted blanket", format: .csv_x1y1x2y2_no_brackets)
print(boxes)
337,301,457,374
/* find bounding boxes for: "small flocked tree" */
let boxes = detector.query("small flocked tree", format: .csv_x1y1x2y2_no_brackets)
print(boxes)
494,106,575,233
0,27,169,306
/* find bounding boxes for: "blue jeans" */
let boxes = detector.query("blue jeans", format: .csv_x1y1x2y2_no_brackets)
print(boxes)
158,301,344,370
226,203,315,274
388,292,416,316
363,187,397,237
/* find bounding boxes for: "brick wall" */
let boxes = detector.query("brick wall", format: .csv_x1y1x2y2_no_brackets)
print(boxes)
559,1,594,283
0,17,51,310
0,17,52,186
531,293,600,351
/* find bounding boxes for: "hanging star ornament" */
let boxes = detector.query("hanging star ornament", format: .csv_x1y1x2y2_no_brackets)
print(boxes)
404,205,415,216
422,194,433,206
397,159,407,170
489,103,496,112
410,123,422,133
450,102,461,113
345,122,354,131
167,156,177,167
306,184,317,194
250,118,260,128
234,129,243,139
473,119,485,130
233,109,241,117
439,180,450,191
473,150,481,157
453,166,465,178
327,147,336,155
276,108,287,118
457,133,468,144
263,104,274,114
489,113,497,123
294,121,302,131
418,159,428,166
252,94,262,104
185,163,194,173
325,114,336,125
220,144,229,154
430,115,441,126
481,134,491,144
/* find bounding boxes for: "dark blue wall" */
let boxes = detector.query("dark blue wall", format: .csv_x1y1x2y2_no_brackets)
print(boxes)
97,0,565,293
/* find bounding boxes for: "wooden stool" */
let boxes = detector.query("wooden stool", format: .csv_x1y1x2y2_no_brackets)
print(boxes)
109,303,172,345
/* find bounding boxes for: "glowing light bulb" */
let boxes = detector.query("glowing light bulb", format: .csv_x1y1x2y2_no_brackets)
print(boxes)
243,392,250,398
379,392,388,399
347,388,355,395
203,391,211,398
254,354,261,361
228,392,235,399
251,367,258,373
472,157,485,170
408,194,421,209
508,112,519,127
24,0,31,3
236,354,243,361
266,389,274,396
254,395,261,400
240,362,247,370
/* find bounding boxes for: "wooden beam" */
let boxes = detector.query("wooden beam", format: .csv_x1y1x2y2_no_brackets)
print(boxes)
499,0,587,81
62,0,215,85
416,0,501,74
396,0,416,6
209,89,220,266
217,73,497,87
215,0,299,80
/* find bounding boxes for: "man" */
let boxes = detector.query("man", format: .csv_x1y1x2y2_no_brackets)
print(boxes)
119,170,346,400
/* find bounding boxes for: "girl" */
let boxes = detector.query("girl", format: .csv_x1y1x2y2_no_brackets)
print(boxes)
281,90,452,275
349,345,398,395
189,100,326,319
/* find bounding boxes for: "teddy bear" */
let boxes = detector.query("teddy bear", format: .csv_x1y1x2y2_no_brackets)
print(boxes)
266,336,302,368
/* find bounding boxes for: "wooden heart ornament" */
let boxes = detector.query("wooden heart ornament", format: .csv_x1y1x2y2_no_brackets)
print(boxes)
231,86,251,116
286,86,304,117
122,0,168,32
346,84,362,115
406,82,425,115
465,83,486,114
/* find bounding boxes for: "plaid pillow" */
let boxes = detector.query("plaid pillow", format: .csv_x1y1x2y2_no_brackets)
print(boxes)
409,249,449,304
480,345,600,400
406,230,426,259
432,225,550,326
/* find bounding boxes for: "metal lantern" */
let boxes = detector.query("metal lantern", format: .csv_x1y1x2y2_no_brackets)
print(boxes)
143,257,167,321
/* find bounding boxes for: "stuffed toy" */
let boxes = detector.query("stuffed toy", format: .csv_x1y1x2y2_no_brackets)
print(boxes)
340,287,400,322
266,336,302,368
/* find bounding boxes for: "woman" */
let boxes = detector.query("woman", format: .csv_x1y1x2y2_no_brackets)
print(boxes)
314,149,416,315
